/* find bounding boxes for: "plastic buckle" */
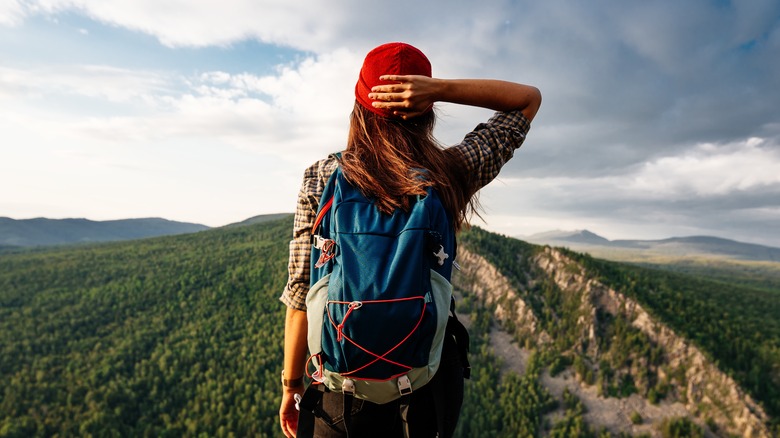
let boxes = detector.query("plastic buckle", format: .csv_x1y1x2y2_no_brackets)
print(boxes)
397,375,412,396
342,378,355,395
312,235,328,249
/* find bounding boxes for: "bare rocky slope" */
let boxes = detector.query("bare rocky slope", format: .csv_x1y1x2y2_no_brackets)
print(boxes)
452,245,772,437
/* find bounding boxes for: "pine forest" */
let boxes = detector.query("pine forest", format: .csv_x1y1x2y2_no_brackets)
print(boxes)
1,216,778,437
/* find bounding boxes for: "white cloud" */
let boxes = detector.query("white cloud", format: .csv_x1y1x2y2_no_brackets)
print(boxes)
0,0,25,26
8,0,344,49
0,47,361,160
494,137,780,208
630,138,780,197
0,49,361,226
4,0,527,54
0,65,173,103
475,136,780,244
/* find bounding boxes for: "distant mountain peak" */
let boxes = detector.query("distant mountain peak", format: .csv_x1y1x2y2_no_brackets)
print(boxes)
0,217,210,247
525,229,611,245
521,228,780,262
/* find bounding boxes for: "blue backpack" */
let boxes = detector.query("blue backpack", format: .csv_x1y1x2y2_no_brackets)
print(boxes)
304,157,457,405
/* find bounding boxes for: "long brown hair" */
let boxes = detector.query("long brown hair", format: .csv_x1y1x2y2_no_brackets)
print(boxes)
340,102,478,231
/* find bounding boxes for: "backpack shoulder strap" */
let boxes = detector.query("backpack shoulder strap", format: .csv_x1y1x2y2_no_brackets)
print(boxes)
311,196,334,235
310,153,343,234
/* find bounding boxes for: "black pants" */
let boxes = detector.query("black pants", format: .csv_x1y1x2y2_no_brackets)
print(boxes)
308,334,464,438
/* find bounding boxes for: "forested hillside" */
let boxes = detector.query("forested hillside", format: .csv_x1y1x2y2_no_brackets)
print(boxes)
0,218,289,436
1,217,777,436
456,228,779,437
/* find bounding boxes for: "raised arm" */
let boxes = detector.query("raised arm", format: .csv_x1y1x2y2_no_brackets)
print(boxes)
368,75,541,121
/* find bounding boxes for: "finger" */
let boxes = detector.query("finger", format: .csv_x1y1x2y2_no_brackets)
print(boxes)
370,83,406,93
372,80,413,93
379,74,411,83
284,422,296,438
280,412,298,437
368,92,400,102
370,86,396,94
281,418,296,438
371,101,405,111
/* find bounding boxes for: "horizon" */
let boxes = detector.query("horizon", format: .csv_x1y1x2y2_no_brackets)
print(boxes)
4,213,780,250
2,1,779,247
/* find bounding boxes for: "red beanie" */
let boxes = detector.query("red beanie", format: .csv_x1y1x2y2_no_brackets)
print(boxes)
355,42,432,118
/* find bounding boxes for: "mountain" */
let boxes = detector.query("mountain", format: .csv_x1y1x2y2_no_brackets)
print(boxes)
223,213,293,228
0,217,210,247
526,229,612,246
0,218,777,436
524,229,780,262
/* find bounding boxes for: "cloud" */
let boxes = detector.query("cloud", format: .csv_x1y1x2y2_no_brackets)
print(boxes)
0,65,172,103
0,47,362,164
501,137,780,208
630,138,780,197
485,1,780,179
481,136,780,244
6,2,779,165
3,0,431,50
0,0,25,26
2,0,780,244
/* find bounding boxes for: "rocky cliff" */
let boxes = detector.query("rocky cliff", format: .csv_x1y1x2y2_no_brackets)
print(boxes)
452,245,772,437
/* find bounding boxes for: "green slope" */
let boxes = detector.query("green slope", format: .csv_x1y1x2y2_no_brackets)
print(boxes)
0,217,291,436
460,227,780,432
2,219,778,436
568,248,780,422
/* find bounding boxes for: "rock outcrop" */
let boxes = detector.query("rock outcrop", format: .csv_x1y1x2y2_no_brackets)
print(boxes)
452,245,772,437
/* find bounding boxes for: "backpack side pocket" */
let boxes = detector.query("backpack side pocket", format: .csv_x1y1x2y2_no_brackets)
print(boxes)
306,273,330,356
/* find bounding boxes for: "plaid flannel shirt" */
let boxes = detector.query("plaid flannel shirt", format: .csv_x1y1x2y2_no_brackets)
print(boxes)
280,109,531,311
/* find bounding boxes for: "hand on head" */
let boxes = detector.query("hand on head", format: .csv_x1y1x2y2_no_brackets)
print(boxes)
368,75,437,120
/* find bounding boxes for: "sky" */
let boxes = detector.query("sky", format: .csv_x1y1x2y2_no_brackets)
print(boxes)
1,1,779,247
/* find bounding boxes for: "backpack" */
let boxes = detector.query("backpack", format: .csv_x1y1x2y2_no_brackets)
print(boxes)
304,157,457,405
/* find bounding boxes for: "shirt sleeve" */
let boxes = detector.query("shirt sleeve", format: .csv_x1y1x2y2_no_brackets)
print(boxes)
451,109,531,191
280,155,339,311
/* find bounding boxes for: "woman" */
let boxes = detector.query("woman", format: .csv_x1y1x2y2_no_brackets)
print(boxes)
279,42,541,437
